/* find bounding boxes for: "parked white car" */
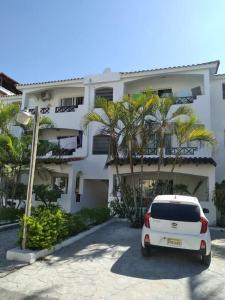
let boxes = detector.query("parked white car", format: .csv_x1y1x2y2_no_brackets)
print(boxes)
141,195,211,266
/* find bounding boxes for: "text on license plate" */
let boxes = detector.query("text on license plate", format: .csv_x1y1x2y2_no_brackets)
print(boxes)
167,238,182,246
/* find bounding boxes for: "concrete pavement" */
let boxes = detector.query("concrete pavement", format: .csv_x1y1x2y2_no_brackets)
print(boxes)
0,220,225,299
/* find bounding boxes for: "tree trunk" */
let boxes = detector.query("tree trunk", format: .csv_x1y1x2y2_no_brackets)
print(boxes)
128,140,137,216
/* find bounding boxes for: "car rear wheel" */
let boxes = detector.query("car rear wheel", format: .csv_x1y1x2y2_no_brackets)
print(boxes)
141,245,151,257
201,251,211,266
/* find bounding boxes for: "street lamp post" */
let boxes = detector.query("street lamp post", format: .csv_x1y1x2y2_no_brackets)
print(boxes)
17,106,40,250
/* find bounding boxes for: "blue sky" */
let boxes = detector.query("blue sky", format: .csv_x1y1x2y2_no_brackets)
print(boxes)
1,0,225,83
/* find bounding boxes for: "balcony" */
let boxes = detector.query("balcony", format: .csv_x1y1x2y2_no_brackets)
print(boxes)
143,146,198,156
174,96,195,105
55,105,77,113
29,107,50,114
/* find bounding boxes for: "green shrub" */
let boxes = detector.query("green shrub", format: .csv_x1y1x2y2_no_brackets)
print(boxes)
91,207,111,224
78,207,110,225
66,213,87,236
19,205,68,250
19,206,111,250
0,207,24,222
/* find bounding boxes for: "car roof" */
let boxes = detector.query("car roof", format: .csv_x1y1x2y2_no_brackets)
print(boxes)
153,195,199,205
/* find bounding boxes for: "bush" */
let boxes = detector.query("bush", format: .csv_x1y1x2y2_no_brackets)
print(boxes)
19,206,111,250
0,207,24,223
214,181,225,227
66,213,87,236
78,207,111,225
19,205,68,250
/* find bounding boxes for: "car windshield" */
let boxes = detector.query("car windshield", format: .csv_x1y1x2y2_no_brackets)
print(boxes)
151,202,200,222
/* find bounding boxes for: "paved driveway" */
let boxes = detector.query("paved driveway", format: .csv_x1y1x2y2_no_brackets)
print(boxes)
0,220,225,299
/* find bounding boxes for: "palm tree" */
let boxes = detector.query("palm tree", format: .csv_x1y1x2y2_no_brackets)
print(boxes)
172,114,215,175
83,98,122,190
147,96,194,195
0,109,55,205
119,92,158,215
0,102,19,134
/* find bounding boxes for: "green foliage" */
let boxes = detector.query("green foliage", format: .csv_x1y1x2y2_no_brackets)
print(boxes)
78,207,111,225
33,185,61,207
19,206,111,250
19,206,68,250
7,182,27,200
0,207,24,222
214,181,225,227
65,213,88,236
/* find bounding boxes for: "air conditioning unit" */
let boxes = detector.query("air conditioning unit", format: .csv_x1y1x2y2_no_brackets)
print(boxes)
41,91,51,101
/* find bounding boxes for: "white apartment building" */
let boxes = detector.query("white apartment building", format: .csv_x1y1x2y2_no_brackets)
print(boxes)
1,60,225,225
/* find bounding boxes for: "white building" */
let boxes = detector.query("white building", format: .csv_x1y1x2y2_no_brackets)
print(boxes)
1,60,225,225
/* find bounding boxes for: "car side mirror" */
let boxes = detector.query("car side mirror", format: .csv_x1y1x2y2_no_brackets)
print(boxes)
203,208,209,214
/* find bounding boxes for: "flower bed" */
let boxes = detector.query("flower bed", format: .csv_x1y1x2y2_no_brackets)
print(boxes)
19,206,111,250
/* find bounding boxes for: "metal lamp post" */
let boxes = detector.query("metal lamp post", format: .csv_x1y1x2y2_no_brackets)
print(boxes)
16,106,40,250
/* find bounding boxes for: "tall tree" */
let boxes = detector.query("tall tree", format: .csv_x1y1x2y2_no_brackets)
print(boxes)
83,99,122,191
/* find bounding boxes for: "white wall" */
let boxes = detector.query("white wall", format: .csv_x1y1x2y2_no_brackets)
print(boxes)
73,179,108,212
210,77,225,183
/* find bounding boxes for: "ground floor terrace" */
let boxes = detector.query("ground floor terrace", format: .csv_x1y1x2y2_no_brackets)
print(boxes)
20,156,217,225
108,157,217,225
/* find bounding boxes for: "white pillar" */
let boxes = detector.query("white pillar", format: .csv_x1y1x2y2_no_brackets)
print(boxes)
66,166,76,212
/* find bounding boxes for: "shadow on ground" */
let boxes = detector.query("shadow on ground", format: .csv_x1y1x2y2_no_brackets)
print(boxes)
0,286,58,300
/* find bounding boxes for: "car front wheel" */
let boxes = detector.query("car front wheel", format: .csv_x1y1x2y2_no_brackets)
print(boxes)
141,245,151,257
201,251,211,266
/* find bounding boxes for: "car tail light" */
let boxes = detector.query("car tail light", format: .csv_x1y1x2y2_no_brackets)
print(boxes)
144,234,150,243
144,212,151,228
200,217,208,234
200,240,206,250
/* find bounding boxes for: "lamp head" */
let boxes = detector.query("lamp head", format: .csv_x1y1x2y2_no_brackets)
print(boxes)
16,109,33,125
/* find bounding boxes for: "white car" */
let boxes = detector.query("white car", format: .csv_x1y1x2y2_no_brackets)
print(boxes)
141,195,211,266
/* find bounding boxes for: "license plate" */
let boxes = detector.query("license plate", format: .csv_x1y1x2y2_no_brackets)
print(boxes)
167,238,182,247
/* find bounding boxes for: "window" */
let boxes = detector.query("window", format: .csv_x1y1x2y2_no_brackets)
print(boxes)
60,97,74,106
60,96,84,107
165,134,172,154
92,135,110,154
191,86,202,99
158,89,173,98
77,130,83,148
151,203,200,222
53,176,68,194
223,83,225,99
95,88,113,107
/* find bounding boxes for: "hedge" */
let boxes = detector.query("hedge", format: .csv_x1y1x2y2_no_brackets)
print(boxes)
0,207,24,223
19,206,111,250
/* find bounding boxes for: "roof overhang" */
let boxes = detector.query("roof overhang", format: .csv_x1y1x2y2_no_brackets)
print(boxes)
120,60,220,80
106,157,216,167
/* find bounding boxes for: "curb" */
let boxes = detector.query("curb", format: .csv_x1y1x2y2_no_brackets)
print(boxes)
0,222,19,232
6,218,116,264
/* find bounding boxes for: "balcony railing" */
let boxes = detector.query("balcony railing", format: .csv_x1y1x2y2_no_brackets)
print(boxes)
144,148,157,155
175,96,195,105
143,147,198,156
166,147,198,155
52,148,75,156
29,107,50,114
55,105,77,113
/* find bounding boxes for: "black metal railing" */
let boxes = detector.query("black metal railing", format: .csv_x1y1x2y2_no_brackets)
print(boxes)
144,148,157,155
143,147,197,156
55,105,77,113
166,147,198,155
52,148,75,156
29,107,50,114
175,96,195,105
